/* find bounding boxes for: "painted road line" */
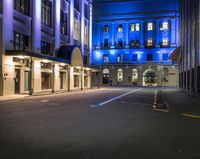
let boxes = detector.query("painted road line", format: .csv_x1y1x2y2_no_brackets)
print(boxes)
153,108,169,113
96,88,143,107
182,113,200,119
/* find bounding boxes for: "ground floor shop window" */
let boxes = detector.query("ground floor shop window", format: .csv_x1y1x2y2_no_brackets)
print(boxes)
102,68,109,84
24,71,30,91
74,75,79,87
41,72,52,89
117,68,123,82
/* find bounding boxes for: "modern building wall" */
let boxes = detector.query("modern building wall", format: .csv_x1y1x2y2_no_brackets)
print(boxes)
91,0,179,87
179,0,200,94
0,0,93,96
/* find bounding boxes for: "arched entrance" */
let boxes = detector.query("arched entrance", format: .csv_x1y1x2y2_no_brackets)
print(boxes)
143,69,157,86
117,68,123,83
102,68,109,84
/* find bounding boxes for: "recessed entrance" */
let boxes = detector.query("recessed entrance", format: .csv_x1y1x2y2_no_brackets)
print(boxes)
143,69,157,86
14,69,20,94
102,68,109,84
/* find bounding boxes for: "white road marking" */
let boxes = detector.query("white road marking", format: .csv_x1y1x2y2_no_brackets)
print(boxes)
40,100,48,103
97,88,142,107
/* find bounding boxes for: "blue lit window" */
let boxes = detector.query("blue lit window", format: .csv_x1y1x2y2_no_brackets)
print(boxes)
147,53,153,61
162,53,169,60
103,25,109,32
132,54,138,61
147,22,153,31
130,24,135,31
118,24,123,32
103,55,109,63
117,55,123,62
136,23,140,31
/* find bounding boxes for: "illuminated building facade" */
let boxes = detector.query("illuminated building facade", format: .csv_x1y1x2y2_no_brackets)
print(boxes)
0,0,93,96
92,0,179,86
179,0,200,94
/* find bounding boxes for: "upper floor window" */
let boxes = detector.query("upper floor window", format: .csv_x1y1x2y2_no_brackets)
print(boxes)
135,23,140,31
41,41,52,56
117,55,123,62
132,54,138,62
103,55,109,63
104,39,109,48
42,0,52,27
147,37,153,46
162,37,168,46
162,53,169,61
147,22,153,31
74,0,80,11
130,24,135,31
13,32,28,51
162,22,168,30
74,19,79,30
147,53,153,61
103,25,109,32
60,10,68,35
14,0,30,15
84,3,89,19
118,40,123,48
118,24,123,32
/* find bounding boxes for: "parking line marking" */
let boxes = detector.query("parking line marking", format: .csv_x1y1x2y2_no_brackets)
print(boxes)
182,113,200,119
96,88,142,107
153,108,169,113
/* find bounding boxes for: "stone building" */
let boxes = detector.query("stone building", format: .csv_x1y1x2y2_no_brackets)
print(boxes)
91,0,179,87
0,0,93,96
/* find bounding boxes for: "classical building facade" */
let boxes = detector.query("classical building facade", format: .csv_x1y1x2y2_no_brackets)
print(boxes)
0,0,93,96
179,0,200,94
91,0,179,87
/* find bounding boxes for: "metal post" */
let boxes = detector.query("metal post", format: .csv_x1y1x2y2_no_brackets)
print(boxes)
52,62,55,93
81,67,83,90
98,66,100,88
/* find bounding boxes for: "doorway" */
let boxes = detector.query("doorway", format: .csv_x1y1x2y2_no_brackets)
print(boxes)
15,69,20,94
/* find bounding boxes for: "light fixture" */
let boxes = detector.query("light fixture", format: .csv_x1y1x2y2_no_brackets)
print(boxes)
42,59,49,63
60,63,66,66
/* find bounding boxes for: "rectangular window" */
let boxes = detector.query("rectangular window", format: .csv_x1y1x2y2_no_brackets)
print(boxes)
147,22,153,31
74,0,80,11
162,37,168,46
104,39,109,48
41,72,52,90
162,53,169,61
147,37,153,46
74,19,80,41
132,54,138,61
130,24,135,31
136,23,140,31
42,0,52,27
41,41,52,56
60,10,68,35
14,0,30,15
117,55,122,62
118,24,123,32
162,22,168,30
147,53,153,61
103,55,109,63
84,3,88,19
13,32,28,51
103,25,109,32
84,26,89,45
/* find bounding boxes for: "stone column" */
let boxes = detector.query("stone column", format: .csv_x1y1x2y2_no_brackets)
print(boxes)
89,3,92,64
156,20,160,48
32,0,41,53
80,0,85,55
54,0,61,51
69,0,74,45
81,67,84,90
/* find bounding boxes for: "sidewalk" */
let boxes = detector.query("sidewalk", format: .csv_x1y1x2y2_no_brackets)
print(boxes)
161,88,200,115
0,95,29,102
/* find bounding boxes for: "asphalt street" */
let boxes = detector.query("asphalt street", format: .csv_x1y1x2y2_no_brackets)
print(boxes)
0,87,199,159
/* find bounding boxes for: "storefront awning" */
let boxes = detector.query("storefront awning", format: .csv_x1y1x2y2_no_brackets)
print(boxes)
57,45,83,67
5,50,70,64
169,46,181,62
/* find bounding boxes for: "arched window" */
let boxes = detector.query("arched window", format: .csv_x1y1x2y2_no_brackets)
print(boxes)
102,68,109,84
117,68,123,82
132,69,138,84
